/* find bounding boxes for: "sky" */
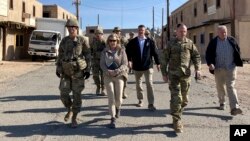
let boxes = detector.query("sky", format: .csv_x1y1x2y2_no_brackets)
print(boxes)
39,0,188,30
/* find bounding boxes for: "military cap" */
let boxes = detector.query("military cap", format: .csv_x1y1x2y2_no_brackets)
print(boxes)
129,32,135,36
145,30,150,35
66,18,79,27
95,29,103,34
113,27,121,32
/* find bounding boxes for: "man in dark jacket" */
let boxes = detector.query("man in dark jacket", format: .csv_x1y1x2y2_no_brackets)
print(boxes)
206,25,243,116
126,24,160,111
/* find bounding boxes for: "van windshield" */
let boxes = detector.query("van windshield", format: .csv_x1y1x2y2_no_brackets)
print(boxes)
31,31,57,42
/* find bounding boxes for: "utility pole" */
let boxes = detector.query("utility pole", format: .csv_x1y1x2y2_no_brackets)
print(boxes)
72,0,81,33
97,14,100,25
162,8,164,49
153,6,155,32
72,0,81,21
231,0,235,37
167,0,170,41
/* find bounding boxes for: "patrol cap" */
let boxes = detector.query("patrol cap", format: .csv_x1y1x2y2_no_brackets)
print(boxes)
113,27,121,32
145,30,150,35
95,29,103,34
129,32,135,36
66,18,79,27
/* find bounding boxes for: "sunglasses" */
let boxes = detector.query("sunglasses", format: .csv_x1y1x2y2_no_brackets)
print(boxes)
109,40,117,42
68,26,77,29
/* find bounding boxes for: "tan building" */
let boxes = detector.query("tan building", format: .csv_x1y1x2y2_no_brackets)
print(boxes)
43,5,76,20
169,0,250,60
0,0,42,61
0,1,77,61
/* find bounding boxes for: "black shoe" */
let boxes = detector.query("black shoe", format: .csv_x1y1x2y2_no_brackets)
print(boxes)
218,104,225,110
148,104,156,111
136,100,143,107
122,93,128,99
115,108,120,118
109,118,116,129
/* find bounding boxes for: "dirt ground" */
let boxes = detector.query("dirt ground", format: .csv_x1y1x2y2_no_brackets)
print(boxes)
1,60,249,106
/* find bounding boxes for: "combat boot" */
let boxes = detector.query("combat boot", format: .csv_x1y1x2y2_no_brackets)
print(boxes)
64,108,73,122
100,85,106,96
71,113,78,128
96,85,101,95
173,120,183,133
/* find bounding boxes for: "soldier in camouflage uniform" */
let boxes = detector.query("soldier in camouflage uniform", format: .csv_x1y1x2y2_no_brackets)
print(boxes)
127,32,135,74
91,29,106,96
161,23,201,133
113,27,129,99
128,32,135,42
56,18,91,128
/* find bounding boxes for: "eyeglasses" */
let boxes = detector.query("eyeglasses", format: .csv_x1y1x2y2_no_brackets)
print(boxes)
109,40,117,42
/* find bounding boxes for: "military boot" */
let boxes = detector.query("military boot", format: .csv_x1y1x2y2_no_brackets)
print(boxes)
173,120,183,133
71,113,78,128
100,85,106,96
64,108,73,122
96,85,101,95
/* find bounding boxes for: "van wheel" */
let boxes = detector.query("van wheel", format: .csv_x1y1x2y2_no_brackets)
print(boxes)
32,56,37,61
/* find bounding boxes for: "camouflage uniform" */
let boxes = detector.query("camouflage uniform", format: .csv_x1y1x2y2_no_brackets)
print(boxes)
56,35,91,115
113,27,128,98
91,34,106,95
161,37,201,122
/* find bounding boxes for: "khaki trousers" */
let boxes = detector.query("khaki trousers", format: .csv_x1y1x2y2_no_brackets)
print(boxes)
214,68,239,109
104,75,124,118
134,68,154,105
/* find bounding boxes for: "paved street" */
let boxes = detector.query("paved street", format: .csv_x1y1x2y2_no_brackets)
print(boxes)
0,62,250,141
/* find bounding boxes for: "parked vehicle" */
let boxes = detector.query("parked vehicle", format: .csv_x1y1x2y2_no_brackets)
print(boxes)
28,18,68,61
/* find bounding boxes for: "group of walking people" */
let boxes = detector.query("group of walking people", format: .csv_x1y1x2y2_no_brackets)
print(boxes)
55,18,243,133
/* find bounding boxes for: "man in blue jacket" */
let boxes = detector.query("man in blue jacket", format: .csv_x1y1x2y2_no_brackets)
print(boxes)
126,24,160,111
206,25,243,116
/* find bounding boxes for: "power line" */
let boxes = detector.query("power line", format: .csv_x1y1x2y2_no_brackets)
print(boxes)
82,2,164,11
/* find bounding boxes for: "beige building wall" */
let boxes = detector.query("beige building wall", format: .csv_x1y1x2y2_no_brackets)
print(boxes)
43,5,76,20
0,0,43,61
169,0,250,60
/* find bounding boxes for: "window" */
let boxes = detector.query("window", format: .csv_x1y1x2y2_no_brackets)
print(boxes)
22,2,25,13
193,35,197,44
200,34,205,44
204,0,207,13
209,33,214,41
181,11,183,22
16,35,24,47
89,29,95,34
194,3,197,17
172,19,174,26
66,15,69,19
22,2,26,22
43,12,50,17
175,17,178,25
33,6,36,17
9,0,13,9
216,0,221,8
63,13,65,19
